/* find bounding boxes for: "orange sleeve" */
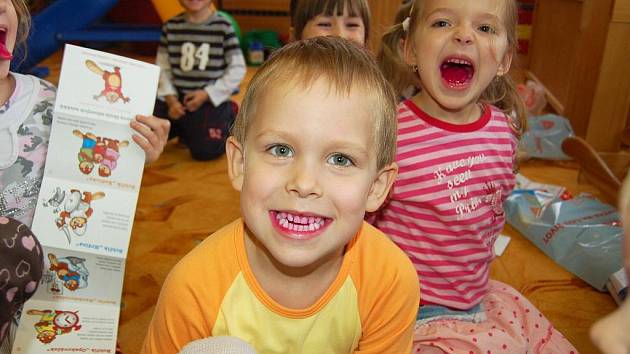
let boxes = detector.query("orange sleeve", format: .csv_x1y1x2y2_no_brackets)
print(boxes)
141,220,243,354
354,223,420,354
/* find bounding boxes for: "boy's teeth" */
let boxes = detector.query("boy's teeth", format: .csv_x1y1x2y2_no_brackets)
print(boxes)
275,211,325,232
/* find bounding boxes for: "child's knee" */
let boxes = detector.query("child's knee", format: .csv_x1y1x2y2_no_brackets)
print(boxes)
0,217,44,341
189,141,227,161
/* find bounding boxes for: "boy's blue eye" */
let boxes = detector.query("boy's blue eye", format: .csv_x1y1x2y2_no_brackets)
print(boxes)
328,153,354,167
268,145,293,157
479,25,496,34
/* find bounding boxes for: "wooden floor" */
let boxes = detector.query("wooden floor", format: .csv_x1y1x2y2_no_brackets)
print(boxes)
40,47,616,354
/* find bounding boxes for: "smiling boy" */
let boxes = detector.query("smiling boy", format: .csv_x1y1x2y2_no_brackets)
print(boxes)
142,37,419,354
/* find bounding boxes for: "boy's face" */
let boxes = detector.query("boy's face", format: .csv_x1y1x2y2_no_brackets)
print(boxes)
405,0,512,114
301,6,366,46
227,79,395,272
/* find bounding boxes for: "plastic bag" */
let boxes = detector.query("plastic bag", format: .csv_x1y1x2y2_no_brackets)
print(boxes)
518,114,574,160
517,80,547,116
505,190,622,290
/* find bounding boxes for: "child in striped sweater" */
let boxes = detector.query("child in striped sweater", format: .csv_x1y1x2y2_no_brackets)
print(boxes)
373,0,578,352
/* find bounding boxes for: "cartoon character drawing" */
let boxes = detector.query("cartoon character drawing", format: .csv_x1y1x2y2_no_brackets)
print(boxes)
73,130,128,177
47,253,89,292
43,187,65,213
72,129,129,177
98,138,129,177
44,188,105,243
73,130,98,174
93,136,107,163
27,309,81,344
85,59,130,103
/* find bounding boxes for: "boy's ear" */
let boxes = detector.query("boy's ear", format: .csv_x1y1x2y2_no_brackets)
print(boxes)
497,50,513,77
366,163,398,212
226,136,245,192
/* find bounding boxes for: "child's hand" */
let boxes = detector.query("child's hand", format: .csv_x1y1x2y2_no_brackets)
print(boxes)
130,115,170,163
167,100,186,120
183,90,209,112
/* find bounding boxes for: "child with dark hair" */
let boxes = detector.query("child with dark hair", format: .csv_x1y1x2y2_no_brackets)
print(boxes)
290,0,370,46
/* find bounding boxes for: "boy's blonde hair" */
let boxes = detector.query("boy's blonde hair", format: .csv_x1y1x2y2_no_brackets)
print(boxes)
231,36,397,169
381,0,526,135
290,0,371,44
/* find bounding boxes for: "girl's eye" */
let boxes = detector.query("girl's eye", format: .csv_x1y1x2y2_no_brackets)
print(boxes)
316,21,332,28
346,22,362,29
328,153,354,167
268,145,293,158
479,25,496,34
432,20,450,28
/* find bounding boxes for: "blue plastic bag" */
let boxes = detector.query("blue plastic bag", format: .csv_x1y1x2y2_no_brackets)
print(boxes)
505,191,622,290
519,114,574,160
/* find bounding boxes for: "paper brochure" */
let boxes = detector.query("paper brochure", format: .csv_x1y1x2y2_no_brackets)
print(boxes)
13,44,159,353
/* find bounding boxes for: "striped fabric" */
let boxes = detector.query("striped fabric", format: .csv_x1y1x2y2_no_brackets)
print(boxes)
374,100,517,310
159,12,242,94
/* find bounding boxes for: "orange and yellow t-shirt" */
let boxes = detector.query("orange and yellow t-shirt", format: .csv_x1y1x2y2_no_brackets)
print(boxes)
142,219,419,354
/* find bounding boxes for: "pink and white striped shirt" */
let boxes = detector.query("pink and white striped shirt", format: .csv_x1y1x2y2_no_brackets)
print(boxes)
373,100,517,310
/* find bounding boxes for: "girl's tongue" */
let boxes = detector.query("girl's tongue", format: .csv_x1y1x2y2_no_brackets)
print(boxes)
0,30,12,60
440,59,474,88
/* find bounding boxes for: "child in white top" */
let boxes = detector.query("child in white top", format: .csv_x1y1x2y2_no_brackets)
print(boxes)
0,0,169,352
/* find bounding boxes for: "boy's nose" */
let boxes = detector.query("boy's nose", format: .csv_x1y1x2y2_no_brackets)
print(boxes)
286,161,322,198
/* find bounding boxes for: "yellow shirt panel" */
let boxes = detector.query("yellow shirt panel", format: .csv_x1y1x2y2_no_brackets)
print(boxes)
213,273,361,353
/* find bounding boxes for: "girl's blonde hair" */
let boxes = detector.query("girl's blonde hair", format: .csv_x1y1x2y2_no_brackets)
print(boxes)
290,0,371,44
381,0,526,136
13,0,31,61
376,1,417,98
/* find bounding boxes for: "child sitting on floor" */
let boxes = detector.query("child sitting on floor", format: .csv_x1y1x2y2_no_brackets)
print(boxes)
154,0,245,161
141,37,419,354
373,0,577,352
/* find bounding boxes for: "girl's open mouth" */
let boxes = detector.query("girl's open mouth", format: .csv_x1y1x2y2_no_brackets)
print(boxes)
440,57,474,90
0,28,13,60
